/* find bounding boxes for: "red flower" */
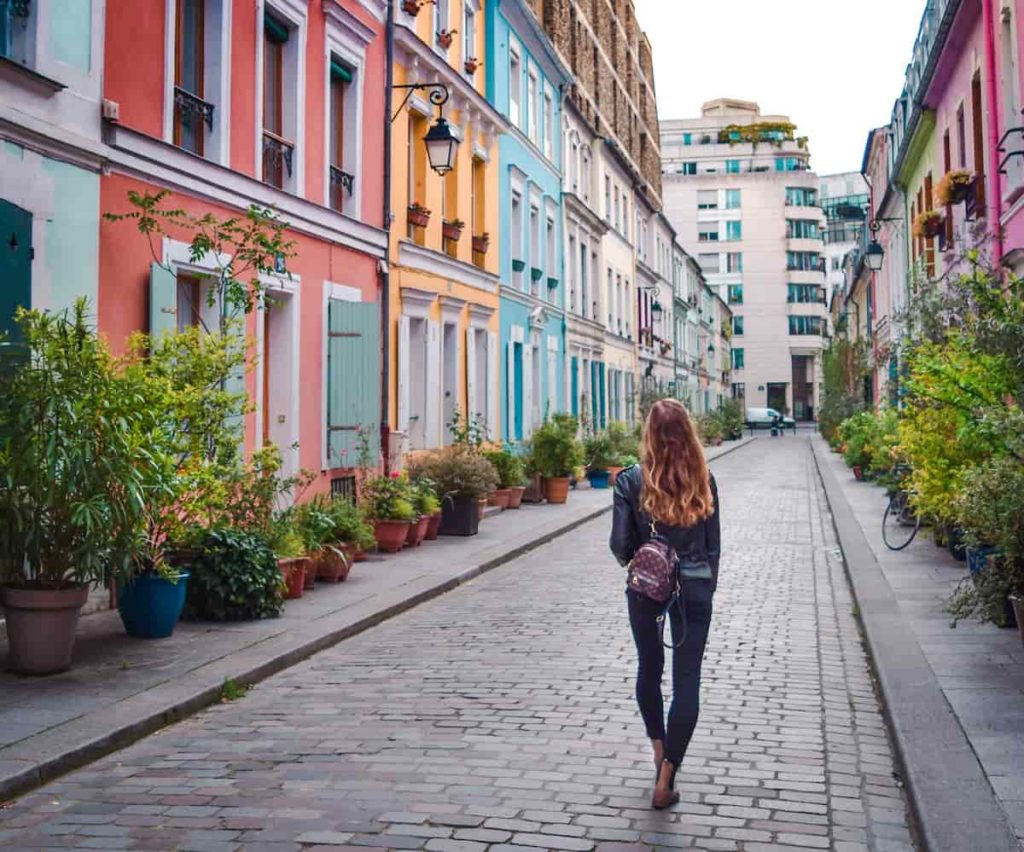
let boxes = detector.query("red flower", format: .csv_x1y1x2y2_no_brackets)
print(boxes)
390,471,400,479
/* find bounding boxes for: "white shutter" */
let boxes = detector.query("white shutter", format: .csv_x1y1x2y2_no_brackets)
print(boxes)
506,340,516,443
523,342,534,437
486,331,498,441
397,316,410,433
425,319,441,447
547,350,557,416
465,327,478,423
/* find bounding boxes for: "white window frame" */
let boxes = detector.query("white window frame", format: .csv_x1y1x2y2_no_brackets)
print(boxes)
163,0,233,165
543,84,554,160
527,67,539,143
255,0,308,196
509,40,521,127
462,0,478,73
433,0,450,53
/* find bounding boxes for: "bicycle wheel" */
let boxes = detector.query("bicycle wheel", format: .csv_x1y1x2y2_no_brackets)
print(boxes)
883,497,921,551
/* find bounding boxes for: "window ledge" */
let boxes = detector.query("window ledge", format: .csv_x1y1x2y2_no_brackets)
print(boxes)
0,56,66,95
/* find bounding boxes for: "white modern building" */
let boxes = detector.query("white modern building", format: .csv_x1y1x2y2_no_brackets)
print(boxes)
819,172,870,306
660,99,827,421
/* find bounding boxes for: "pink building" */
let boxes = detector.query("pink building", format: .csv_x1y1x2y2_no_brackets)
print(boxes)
992,0,1024,274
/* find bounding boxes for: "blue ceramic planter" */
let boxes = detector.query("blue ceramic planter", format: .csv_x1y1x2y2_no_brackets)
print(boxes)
117,573,190,639
587,470,611,489
966,546,999,576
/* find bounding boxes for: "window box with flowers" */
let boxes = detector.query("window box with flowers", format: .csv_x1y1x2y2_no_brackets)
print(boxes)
472,232,490,254
464,57,481,75
935,169,976,206
530,267,544,282
442,219,465,242
512,259,526,272
912,209,945,239
436,28,457,50
401,0,433,15
408,202,431,229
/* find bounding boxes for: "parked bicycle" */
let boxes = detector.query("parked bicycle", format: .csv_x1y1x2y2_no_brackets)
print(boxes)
882,465,921,551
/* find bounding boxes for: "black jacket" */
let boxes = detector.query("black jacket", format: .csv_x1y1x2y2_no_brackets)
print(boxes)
610,464,721,586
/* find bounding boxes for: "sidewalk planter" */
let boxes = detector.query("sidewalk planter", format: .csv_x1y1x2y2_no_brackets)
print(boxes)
946,527,967,562
487,488,512,509
1,585,89,675
852,465,864,481
425,511,442,540
439,495,480,537
405,516,429,547
507,486,526,508
478,496,487,521
587,470,611,489
522,473,545,503
544,476,571,504
316,547,351,583
117,573,190,639
279,558,305,599
303,558,318,590
373,520,410,554
966,546,999,576
1010,596,1024,643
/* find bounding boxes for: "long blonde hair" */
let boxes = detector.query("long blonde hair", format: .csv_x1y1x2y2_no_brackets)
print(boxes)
639,399,714,528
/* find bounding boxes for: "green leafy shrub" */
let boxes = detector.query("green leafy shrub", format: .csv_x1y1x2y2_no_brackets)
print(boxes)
407,447,499,498
606,421,639,464
531,415,584,477
182,528,283,621
717,400,744,440
411,480,441,515
840,411,877,469
954,456,1024,557
948,555,1024,627
698,413,724,445
483,448,526,488
360,473,416,521
582,432,616,471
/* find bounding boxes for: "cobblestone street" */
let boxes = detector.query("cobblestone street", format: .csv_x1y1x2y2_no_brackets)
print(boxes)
0,438,916,852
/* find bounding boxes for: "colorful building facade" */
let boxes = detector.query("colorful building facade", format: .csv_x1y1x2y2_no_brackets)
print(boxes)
388,0,506,454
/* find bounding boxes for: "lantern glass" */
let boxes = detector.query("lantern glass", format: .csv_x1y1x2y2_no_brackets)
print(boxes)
423,118,459,175
865,240,885,272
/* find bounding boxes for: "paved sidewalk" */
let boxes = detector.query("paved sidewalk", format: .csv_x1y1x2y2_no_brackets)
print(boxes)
0,439,751,802
0,435,912,851
813,437,1023,851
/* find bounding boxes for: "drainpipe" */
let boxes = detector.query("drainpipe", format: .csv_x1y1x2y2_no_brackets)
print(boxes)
982,0,1004,265
380,0,395,473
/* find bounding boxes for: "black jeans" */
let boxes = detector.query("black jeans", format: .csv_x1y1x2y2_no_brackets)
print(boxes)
627,581,713,767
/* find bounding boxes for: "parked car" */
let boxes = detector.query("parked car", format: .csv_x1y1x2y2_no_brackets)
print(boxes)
745,407,796,431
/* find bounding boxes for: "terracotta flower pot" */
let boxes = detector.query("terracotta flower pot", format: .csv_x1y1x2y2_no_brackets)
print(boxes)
373,519,410,553
316,546,352,583
354,546,368,563
405,515,429,547
408,207,430,228
425,511,442,540
544,476,571,504
506,486,526,509
1,585,89,675
442,221,463,242
472,234,490,254
278,558,304,599
607,465,625,486
487,488,512,509
478,496,488,521
522,473,545,503
852,465,864,481
303,556,318,589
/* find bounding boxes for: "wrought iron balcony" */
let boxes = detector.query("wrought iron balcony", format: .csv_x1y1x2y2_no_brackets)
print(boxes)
262,131,294,189
329,165,354,211
174,86,214,131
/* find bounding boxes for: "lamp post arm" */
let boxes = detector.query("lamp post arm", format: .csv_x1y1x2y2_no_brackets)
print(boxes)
390,82,451,123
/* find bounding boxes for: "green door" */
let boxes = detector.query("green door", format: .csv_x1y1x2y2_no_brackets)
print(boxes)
0,200,32,343
327,299,380,468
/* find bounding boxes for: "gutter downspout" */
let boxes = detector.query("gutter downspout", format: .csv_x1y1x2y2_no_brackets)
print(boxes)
380,0,395,473
983,0,1004,265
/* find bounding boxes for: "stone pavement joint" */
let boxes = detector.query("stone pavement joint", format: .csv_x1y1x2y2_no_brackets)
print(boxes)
0,436,919,851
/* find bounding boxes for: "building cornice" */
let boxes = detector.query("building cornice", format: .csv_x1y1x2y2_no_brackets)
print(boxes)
103,123,387,257
0,110,105,172
563,191,609,235
397,240,501,293
322,0,379,44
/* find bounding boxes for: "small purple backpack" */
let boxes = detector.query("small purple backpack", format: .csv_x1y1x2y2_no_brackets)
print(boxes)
627,518,678,603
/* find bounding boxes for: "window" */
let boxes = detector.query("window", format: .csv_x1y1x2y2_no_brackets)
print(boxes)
604,175,611,222
462,2,476,72
732,316,744,335
176,275,202,331
788,315,823,335
698,229,719,242
529,204,540,286
776,157,800,172
174,0,206,155
546,216,555,278
731,383,745,399
787,219,819,239
679,162,697,175
543,86,554,159
0,0,32,64
511,190,524,283
724,189,741,209
786,187,817,207
262,13,291,189
509,44,521,126
788,284,822,303
971,71,986,209
698,253,719,273
581,148,591,202
433,0,449,48
956,103,967,169
727,284,743,304
527,70,538,142
328,57,354,213
683,133,692,145
607,267,614,327
697,190,718,210
731,348,745,370
725,221,742,241
726,252,742,273
726,160,741,174
787,251,821,271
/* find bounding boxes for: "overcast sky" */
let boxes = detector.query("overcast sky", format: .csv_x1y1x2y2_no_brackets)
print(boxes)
633,0,926,176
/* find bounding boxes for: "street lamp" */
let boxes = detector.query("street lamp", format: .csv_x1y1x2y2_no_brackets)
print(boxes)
865,239,885,272
651,300,663,318
392,82,459,176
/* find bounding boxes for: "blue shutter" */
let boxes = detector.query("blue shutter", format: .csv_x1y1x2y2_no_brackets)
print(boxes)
327,299,380,467
149,262,178,337
0,200,31,344
570,356,578,417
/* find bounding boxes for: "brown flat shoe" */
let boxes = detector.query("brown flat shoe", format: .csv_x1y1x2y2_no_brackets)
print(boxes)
652,787,680,809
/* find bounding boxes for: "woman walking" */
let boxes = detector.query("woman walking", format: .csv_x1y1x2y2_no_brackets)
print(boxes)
610,399,720,809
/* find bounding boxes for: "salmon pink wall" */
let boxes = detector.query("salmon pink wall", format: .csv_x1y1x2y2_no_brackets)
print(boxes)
231,1,258,177
104,2,165,138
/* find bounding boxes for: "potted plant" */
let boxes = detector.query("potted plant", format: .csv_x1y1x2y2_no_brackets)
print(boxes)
472,232,490,255
583,432,616,489
520,446,545,503
408,447,499,536
268,521,307,600
297,498,349,584
407,481,438,547
182,528,285,620
401,0,433,13
408,202,431,229
484,447,526,508
464,56,481,74
436,27,457,49
605,421,639,485
532,414,584,504
935,169,975,206
912,209,945,239
361,473,416,553
326,497,374,572
442,218,465,242
0,305,161,673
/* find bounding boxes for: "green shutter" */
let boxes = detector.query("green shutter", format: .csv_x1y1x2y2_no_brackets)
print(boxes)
330,59,353,83
264,13,289,43
0,200,31,344
327,299,380,468
149,261,178,337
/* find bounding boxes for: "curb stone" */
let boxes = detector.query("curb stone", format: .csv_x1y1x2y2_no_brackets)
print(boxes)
0,438,752,802
811,437,1019,852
